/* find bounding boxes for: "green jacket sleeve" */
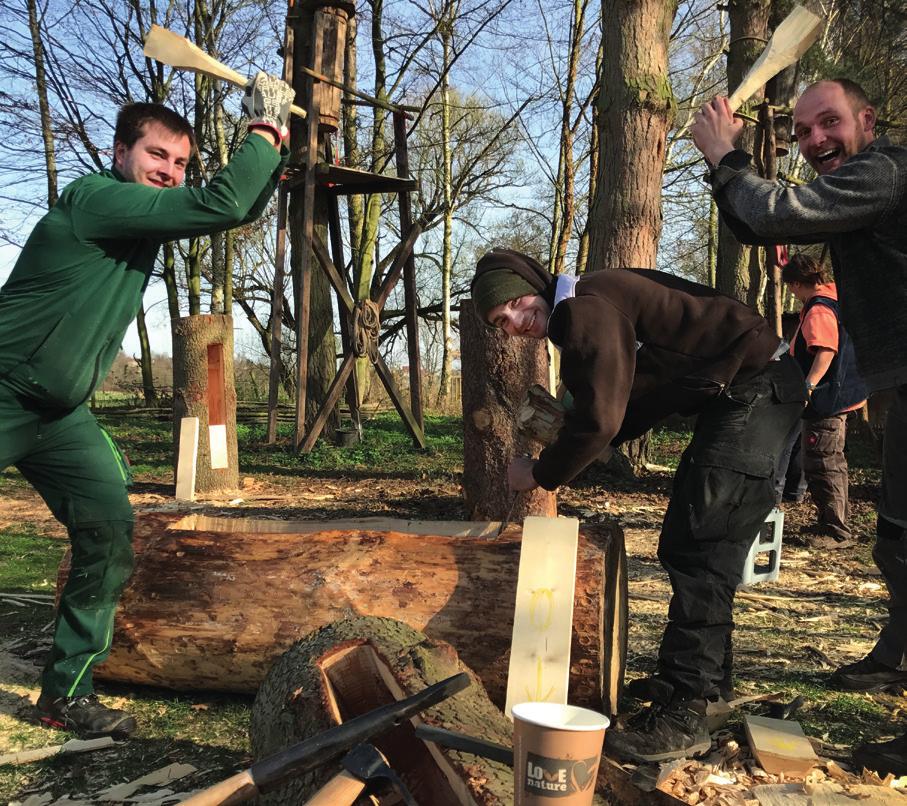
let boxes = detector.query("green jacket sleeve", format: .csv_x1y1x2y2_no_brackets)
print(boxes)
240,158,286,226
67,135,286,242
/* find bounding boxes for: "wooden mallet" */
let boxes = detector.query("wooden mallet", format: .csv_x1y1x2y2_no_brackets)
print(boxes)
143,24,306,119
727,4,823,113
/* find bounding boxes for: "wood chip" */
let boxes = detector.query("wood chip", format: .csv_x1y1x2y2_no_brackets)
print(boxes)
96,763,196,802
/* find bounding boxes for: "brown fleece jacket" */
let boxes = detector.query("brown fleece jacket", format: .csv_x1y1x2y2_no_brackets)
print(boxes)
534,269,780,490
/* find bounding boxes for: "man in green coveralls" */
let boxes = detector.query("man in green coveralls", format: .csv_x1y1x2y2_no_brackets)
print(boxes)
0,72,294,737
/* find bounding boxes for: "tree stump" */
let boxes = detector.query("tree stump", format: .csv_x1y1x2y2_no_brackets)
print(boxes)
61,512,627,714
250,616,516,804
171,314,239,493
460,300,556,520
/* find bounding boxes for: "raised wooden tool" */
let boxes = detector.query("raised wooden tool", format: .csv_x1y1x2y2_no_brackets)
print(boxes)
727,5,823,112
504,515,579,718
143,25,306,118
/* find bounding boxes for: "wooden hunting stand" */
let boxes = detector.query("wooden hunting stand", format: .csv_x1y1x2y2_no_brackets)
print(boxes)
265,0,426,452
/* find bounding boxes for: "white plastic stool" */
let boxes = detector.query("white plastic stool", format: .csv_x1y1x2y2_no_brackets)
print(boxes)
738,508,784,588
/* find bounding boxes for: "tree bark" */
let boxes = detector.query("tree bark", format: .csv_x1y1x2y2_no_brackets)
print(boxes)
27,0,57,209
585,0,677,471
135,302,158,405
249,616,516,805
68,511,625,715
460,301,556,520
290,7,342,435
716,0,771,306
171,314,239,492
437,14,455,408
587,0,676,271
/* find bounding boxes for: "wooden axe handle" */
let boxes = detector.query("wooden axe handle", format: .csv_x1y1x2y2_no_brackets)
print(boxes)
144,25,306,119
179,770,258,805
305,769,366,805
727,4,822,112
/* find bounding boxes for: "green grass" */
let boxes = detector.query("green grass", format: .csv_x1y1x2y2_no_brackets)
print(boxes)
0,530,64,593
648,424,692,469
94,410,465,481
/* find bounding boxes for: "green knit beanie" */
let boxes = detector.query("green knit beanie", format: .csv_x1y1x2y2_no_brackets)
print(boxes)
472,269,535,322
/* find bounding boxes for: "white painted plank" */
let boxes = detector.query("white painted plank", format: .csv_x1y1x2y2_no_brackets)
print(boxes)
505,516,579,719
208,424,228,469
175,417,199,501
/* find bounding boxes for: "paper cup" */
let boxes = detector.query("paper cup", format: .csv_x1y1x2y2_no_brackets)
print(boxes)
512,702,609,805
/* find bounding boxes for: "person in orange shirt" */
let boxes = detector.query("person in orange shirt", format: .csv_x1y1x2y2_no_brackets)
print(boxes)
783,254,867,543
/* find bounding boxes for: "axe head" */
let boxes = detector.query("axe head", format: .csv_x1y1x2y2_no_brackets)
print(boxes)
342,744,417,805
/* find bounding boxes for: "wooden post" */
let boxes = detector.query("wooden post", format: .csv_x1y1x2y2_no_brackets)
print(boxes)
393,110,425,439
325,139,361,438
291,13,325,451
460,300,556,520
266,184,289,444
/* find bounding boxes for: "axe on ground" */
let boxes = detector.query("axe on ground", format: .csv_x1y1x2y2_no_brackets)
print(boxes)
180,671,470,805
143,25,307,119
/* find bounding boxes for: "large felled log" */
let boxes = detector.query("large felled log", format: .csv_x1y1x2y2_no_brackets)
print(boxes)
57,512,626,713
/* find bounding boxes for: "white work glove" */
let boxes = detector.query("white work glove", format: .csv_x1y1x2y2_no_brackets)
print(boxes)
242,71,295,144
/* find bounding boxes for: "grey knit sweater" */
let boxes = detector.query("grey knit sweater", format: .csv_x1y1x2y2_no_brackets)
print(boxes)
710,136,907,392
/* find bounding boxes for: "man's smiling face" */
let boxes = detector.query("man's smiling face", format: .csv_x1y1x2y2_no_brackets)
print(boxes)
114,121,191,188
793,81,876,176
486,294,551,339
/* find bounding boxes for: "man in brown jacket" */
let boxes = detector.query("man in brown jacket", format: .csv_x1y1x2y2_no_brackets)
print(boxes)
472,249,806,762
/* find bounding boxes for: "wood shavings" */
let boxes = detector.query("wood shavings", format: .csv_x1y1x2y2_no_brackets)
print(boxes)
95,763,196,802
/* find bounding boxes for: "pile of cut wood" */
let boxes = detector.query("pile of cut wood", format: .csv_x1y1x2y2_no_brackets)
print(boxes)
634,729,907,805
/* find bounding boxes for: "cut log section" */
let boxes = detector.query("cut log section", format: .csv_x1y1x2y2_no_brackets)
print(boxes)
56,512,627,714
249,616,518,804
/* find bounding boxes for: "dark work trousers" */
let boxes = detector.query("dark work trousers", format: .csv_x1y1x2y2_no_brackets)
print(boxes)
0,381,134,698
656,354,806,700
872,385,907,670
803,413,851,540
775,421,807,502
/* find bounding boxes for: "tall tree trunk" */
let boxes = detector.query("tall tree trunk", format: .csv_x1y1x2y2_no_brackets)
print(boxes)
343,16,364,279
716,0,771,305
135,302,158,405
576,37,604,275
162,243,181,338
707,197,718,287
587,0,676,270
551,0,588,276
585,0,677,471
27,0,57,208
437,16,454,408
211,98,231,314
460,302,557,520
290,7,340,434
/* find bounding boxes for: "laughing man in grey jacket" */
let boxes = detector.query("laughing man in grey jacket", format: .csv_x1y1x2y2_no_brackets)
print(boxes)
691,78,907,777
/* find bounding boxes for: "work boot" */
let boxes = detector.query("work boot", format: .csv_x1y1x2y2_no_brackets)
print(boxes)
605,699,711,763
828,656,907,692
853,733,907,777
36,693,137,738
625,675,733,732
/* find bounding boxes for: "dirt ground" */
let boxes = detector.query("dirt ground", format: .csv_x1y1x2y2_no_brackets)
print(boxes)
0,452,901,802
